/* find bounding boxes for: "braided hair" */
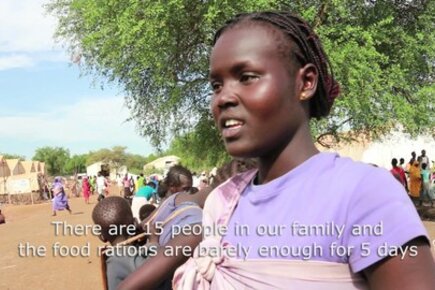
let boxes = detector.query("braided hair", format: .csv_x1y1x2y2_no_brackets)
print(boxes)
213,11,340,119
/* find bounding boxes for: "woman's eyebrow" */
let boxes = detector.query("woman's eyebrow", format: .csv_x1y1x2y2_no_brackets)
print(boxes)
209,61,253,80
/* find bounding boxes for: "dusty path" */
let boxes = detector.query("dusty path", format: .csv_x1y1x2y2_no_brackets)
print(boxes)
1,192,435,290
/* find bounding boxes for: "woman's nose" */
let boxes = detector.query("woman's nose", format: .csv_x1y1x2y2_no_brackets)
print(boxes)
213,85,239,109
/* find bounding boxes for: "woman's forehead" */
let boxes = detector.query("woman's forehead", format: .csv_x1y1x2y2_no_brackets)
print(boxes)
211,26,284,68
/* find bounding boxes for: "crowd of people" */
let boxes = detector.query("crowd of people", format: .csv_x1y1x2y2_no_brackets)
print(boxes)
390,149,434,207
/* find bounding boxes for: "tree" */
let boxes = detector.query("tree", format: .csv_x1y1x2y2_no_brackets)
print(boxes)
0,153,25,161
64,154,88,175
33,147,70,175
86,146,128,170
86,146,149,174
47,0,434,157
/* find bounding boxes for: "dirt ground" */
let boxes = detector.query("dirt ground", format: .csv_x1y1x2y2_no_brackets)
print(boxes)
1,189,435,290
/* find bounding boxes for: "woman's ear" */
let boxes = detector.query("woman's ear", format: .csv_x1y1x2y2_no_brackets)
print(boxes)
298,64,318,101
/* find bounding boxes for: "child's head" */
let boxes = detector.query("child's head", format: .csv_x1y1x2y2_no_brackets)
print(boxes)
391,158,398,167
92,196,135,245
210,12,339,157
164,165,193,194
399,158,405,165
138,204,156,222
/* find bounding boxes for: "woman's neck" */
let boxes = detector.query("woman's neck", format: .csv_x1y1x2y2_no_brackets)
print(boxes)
257,123,318,184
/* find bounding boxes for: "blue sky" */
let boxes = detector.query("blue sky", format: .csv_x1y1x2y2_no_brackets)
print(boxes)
0,0,154,159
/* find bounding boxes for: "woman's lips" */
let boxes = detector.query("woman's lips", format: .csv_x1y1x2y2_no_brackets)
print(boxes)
222,123,243,138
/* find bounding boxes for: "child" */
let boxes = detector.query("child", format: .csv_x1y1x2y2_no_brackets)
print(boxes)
174,11,435,289
92,196,148,290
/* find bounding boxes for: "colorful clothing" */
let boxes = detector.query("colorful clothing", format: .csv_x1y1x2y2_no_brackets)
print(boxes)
82,178,91,200
174,153,428,289
409,162,421,197
131,186,156,221
52,179,70,211
135,176,145,193
390,166,406,187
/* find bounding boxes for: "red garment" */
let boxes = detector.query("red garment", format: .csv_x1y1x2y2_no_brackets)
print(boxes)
390,167,406,187
82,178,91,199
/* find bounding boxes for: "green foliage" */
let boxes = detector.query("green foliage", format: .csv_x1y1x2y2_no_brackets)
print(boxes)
0,153,25,161
64,154,88,175
86,146,151,173
33,147,71,175
47,0,434,158
165,116,230,172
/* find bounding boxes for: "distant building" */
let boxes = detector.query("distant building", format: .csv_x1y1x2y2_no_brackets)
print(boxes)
318,131,434,168
143,155,180,172
86,162,110,177
0,157,46,194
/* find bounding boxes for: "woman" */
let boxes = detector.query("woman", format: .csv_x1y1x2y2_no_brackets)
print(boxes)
82,176,91,204
409,160,421,200
51,177,72,216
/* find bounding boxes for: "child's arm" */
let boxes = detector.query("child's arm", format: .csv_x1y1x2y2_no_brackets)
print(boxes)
117,226,202,290
363,237,435,289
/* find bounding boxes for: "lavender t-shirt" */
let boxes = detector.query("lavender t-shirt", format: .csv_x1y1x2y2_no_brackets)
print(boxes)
223,153,428,273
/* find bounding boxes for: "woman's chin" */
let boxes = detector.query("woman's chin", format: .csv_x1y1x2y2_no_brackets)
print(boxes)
225,142,258,159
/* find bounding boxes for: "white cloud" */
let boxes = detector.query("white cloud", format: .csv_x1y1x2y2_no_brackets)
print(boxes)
0,54,35,70
0,97,154,156
0,0,67,70
0,0,59,53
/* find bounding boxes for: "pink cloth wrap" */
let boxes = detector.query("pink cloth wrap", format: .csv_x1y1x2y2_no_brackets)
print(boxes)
173,170,369,289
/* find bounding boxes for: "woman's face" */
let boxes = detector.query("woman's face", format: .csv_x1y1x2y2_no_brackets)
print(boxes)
210,24,309,158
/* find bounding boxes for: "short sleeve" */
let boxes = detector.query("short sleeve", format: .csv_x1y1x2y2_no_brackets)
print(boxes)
344,168,429,273
106,256,129,290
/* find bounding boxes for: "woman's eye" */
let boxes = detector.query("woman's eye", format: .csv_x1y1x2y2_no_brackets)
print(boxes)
240,74,258,83
210,82,222,92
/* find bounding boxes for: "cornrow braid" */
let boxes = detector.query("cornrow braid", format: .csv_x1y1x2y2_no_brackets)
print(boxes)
213,11,340,119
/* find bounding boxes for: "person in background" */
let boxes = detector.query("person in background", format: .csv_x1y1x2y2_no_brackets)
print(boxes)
82,176,91,204
96,172,106,201
390,158,408,191
419,150,430,170
131,181,156,221
135,174,145,194
420,163,433,207
51,176,72,216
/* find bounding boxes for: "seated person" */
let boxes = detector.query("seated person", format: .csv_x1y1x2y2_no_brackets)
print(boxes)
92,196,148,290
